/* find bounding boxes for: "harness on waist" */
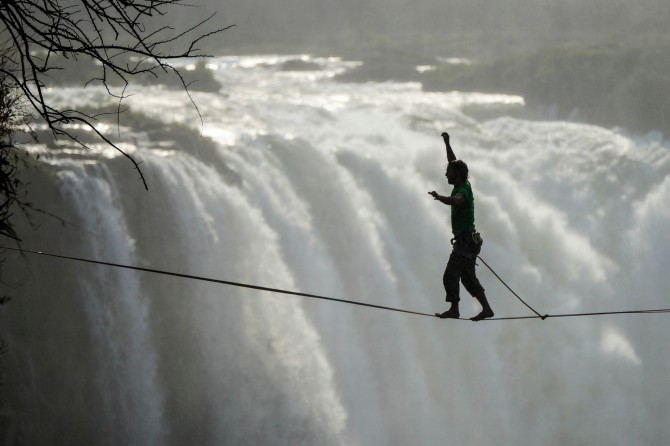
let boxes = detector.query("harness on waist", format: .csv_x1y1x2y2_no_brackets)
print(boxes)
450,231,482,246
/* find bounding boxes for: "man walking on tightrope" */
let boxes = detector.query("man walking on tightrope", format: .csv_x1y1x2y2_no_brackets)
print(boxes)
429,132,494,321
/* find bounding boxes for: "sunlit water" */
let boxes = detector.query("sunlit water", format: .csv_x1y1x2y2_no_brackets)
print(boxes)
3,55,670,445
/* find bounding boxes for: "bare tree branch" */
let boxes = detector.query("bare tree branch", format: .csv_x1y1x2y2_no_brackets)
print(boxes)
0,0,233,189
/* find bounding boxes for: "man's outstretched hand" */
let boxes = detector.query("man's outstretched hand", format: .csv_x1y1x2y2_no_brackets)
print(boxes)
428,191,440,200
441,132,450,142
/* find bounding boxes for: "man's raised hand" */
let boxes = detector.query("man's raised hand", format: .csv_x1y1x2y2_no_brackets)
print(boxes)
442,132,457,162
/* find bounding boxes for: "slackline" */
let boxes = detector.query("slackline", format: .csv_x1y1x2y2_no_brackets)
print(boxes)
3,246,670,321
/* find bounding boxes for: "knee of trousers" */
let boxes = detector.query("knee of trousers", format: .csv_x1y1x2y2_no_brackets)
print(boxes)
443,268,460,289
462,276,485,297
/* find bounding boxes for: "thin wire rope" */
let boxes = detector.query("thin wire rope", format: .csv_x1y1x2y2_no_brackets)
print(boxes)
3,246,670,321
1,246,435,318
477,255,548,319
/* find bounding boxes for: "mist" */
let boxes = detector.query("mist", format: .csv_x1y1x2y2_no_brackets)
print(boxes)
190,0,670,54
181,0,670,136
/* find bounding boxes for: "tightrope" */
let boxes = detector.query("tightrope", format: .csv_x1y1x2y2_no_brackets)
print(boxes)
1,246,435,318
3,246,670,321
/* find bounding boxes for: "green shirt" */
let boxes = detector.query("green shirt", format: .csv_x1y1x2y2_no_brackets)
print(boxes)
451,180,475,236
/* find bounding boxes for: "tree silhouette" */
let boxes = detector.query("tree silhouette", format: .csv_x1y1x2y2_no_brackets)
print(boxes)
0,0,232,188
0,75,27,242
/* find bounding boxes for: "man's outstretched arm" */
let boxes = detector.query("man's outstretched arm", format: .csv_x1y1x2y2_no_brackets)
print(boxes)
442,132,457,163
428,191,465,206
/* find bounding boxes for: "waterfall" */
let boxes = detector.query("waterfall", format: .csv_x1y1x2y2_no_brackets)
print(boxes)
2,55,669,445
56,161,165,444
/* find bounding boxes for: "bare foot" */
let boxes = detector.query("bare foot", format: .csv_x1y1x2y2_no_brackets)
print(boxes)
436,308,460,319
470,309,494,321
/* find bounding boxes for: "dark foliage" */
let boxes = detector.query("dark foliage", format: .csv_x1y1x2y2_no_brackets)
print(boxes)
0,74,26,242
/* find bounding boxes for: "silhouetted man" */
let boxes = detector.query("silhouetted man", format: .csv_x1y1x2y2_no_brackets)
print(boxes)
429,132,494,321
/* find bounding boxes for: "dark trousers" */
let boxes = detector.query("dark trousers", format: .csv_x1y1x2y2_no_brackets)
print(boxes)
443,232,485,303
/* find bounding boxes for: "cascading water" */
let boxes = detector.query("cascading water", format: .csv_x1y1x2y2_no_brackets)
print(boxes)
1,55,669,445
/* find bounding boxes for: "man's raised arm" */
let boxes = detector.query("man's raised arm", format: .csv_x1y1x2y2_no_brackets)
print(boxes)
442,132,457,163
